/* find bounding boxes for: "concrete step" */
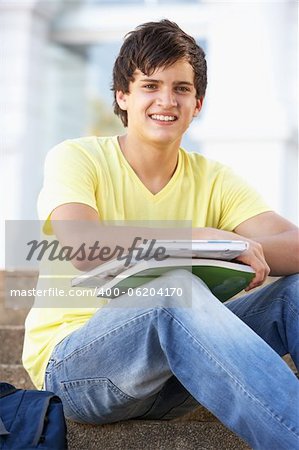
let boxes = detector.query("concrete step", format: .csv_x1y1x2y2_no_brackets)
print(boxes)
66,420,250,450
0,304,29,326
0,270,37,312
0,365,250,449
0,364,35,389
0,270,38,293
0,326,24,364
0,270,33,325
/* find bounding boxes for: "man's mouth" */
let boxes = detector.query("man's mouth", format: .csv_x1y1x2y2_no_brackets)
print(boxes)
149,114,177,122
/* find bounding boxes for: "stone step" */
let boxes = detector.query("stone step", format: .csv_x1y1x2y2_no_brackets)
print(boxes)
0,303,29,326
0,365,250,449
0,270,38,293
66,420,250,450
0,270,37,313
0,326,24,364
0,364,35,389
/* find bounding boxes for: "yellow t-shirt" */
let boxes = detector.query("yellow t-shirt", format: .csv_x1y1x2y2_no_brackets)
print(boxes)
22,135,270,389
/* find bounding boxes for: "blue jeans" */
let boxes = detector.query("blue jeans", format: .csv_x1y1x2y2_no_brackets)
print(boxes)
44,271,299,449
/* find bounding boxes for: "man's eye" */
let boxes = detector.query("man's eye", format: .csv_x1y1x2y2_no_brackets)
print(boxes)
143,84,157,90
176,86,191,93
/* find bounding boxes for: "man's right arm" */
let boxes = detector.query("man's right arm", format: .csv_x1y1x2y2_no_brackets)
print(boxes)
52,203,273,293
51,203,144,271
50,203,189,272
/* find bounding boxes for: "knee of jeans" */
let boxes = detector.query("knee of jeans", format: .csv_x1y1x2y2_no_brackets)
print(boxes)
280,274,299,304
154,269,212,309
161,269,209,290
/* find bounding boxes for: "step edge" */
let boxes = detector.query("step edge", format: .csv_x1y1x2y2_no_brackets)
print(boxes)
0,363,24,368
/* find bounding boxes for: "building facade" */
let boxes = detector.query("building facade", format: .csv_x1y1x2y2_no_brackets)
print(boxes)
0,0,297,266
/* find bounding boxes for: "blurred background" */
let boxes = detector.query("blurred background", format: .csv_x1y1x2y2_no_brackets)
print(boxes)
0,0,298,267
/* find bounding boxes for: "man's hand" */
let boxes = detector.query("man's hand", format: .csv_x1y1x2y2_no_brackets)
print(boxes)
192,227,270,291
193,211,299,288
235,212,299,277
235,240,270,291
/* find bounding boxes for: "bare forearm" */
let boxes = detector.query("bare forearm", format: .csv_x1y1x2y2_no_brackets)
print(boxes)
192,227,241,241
255,230,299,276
192,226,299,277
52,221,189,271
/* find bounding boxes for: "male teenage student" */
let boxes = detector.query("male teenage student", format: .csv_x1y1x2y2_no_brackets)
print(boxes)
23,20,299,449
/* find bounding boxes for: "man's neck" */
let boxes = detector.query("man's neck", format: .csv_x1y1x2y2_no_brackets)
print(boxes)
117,134,181,194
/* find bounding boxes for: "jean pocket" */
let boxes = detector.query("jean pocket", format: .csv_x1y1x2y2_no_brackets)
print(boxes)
43,357,58,391
60,377,143,424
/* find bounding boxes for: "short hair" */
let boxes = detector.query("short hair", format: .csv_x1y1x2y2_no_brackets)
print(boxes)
112,19,207,127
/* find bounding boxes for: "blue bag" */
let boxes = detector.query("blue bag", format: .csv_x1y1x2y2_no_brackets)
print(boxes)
0,382,67,449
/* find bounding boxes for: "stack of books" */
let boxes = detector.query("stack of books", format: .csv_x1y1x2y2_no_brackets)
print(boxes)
72,240,254,302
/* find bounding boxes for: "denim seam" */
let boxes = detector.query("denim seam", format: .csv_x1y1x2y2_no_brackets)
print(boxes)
62,377,138,401
60,387,88,424
160,308,299,438
236,297,298,320
53,309,157,368
61,378,144,423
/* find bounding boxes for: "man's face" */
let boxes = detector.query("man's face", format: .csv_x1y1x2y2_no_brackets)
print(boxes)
116,59,203,147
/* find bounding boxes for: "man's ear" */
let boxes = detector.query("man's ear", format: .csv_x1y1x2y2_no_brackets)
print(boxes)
193,96,204,117
116,91,128,111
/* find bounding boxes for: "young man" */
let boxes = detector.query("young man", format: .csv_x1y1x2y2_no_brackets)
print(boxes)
23,20,299,449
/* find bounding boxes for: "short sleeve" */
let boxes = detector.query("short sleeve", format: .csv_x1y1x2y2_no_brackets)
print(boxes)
38,140,99,234
218,166,271,231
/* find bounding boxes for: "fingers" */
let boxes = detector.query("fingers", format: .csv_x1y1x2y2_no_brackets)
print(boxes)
236,242,270,291
192,228,271,292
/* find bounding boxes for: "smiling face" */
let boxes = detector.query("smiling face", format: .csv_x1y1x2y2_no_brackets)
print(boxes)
116,59,203,148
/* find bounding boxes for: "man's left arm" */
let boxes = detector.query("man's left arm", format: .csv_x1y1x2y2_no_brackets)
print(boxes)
234,211,299,276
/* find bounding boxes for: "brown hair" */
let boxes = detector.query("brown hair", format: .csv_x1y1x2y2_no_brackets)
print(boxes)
112,19,207,127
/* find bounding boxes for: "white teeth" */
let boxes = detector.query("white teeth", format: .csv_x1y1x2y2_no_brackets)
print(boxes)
150,114,176,121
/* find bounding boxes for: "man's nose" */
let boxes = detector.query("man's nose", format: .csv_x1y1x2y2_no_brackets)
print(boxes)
156,89,177,108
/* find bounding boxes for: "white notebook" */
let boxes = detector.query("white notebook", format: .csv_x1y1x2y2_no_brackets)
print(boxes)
154,239,248,259
72,239,249,288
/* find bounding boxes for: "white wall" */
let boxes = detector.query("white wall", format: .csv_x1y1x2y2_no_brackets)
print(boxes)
0,1,88,267
190,1,298,223
1,0,297,268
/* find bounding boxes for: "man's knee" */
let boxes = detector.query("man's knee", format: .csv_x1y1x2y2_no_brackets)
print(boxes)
280,273,299,305
151,269,213,309
265,274,299,312
276,274,299,297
